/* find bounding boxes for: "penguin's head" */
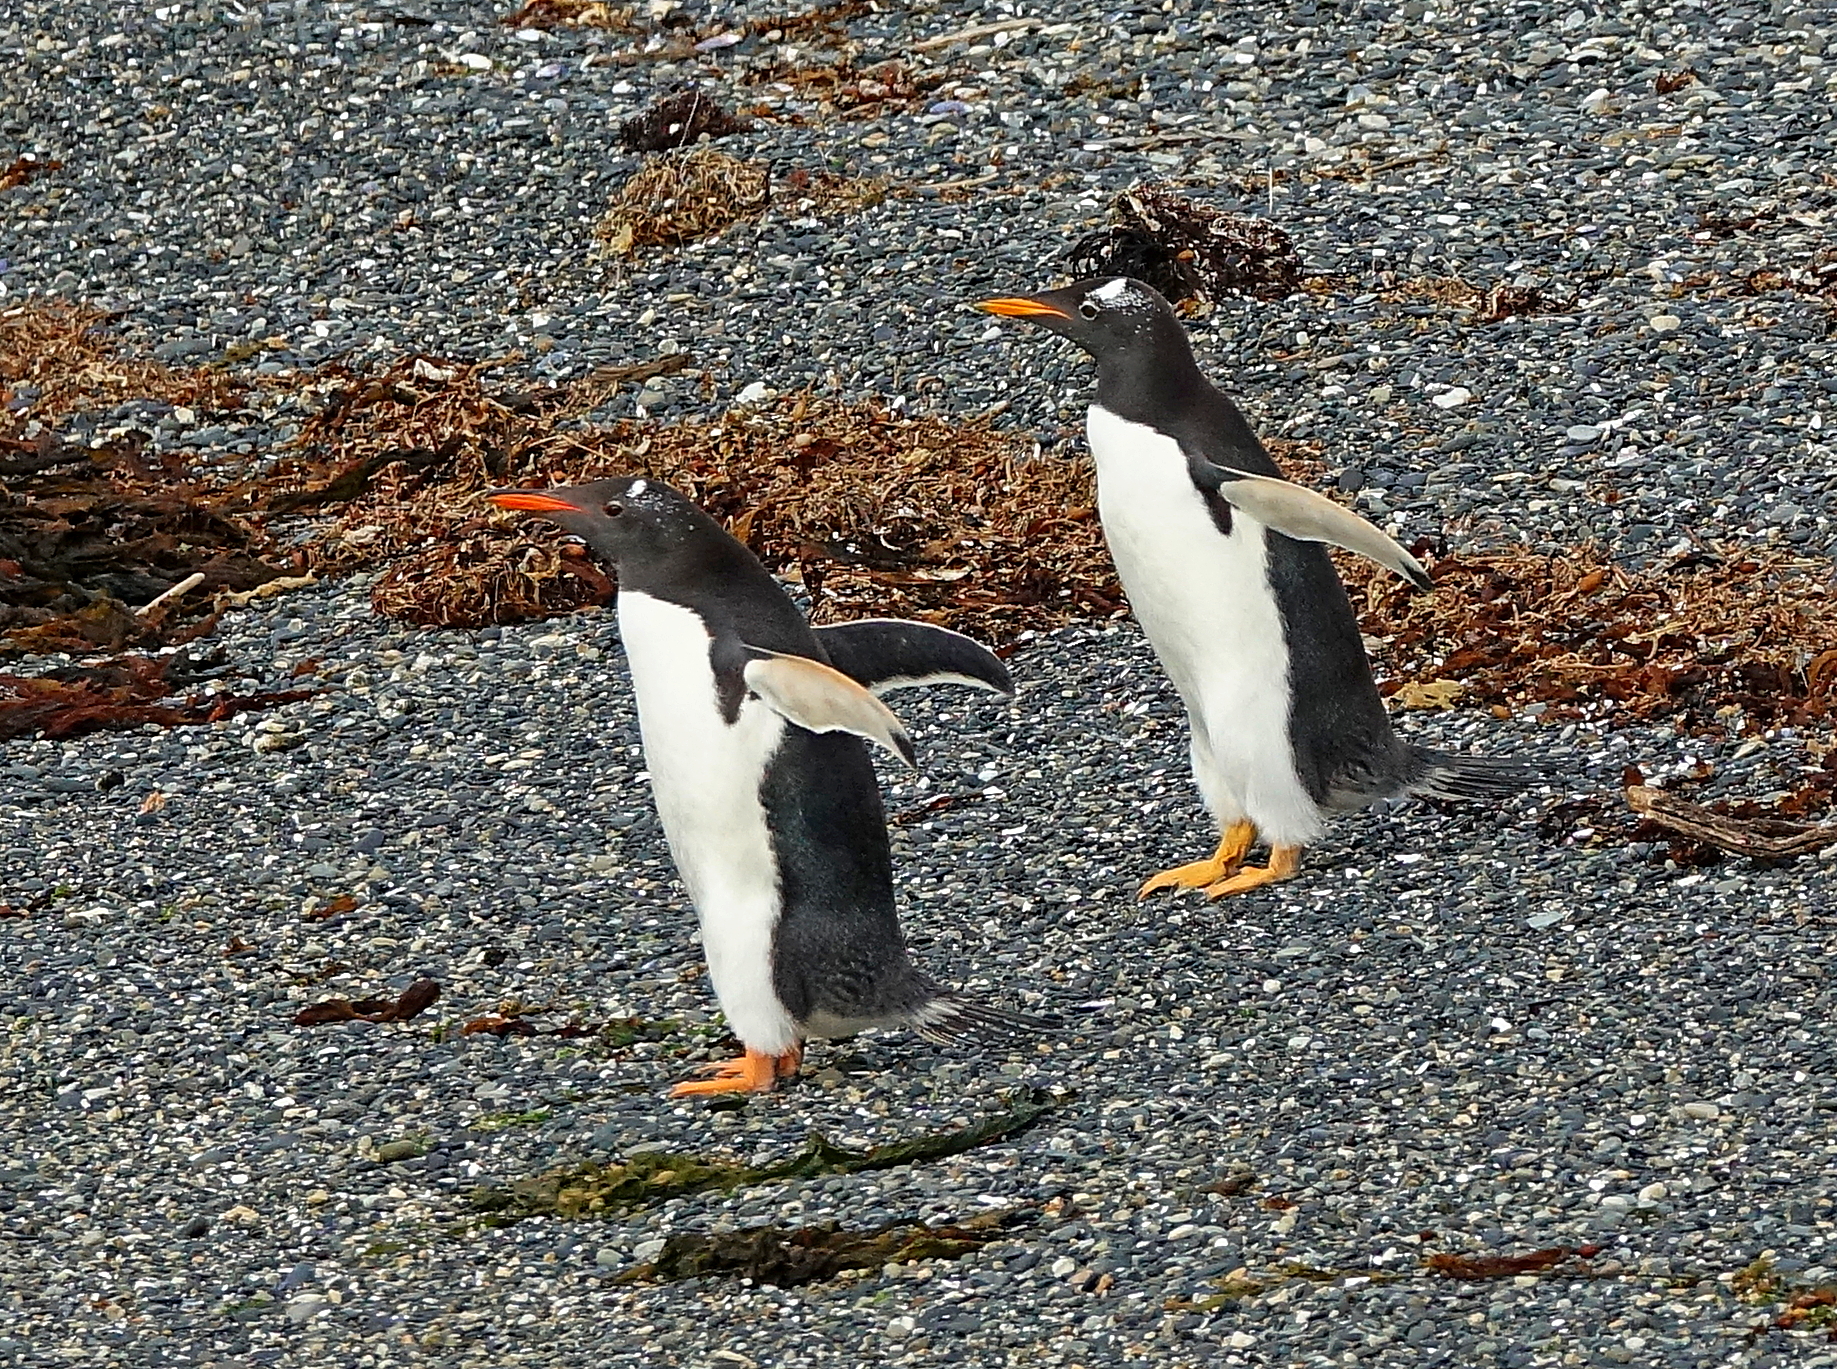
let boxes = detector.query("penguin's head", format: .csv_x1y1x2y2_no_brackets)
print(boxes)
486,476,697,565
975,276,1189,364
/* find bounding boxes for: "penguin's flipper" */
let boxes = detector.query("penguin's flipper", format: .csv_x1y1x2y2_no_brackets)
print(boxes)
1196,460,1432,591
742,649,918,767
813,620,1014,696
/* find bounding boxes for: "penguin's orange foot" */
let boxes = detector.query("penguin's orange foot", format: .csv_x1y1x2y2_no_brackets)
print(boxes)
670,1047,801,1097
1201,844,1304,900
1137,821,1257,899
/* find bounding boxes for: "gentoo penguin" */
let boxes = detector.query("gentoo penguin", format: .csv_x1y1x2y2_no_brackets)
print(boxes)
487,477,1047,1095
977,276,1526,899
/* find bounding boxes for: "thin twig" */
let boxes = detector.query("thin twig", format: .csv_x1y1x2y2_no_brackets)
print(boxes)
1625,785,1837,859
910,17,1041,52
136,572,205,617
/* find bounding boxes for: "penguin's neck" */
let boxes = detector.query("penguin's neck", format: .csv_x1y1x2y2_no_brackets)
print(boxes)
1091,339,1211,429
1092,346,1278,479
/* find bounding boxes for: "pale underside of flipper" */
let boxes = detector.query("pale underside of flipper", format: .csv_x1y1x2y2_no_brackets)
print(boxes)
741,648,917,766
1199,461,1432,591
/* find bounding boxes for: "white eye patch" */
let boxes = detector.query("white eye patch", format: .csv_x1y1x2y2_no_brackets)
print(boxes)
1093,278,1135,305
628,479,648,496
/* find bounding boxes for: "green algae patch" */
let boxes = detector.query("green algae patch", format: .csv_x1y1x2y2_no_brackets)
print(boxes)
466,1090,1055,1221
615,1213,1012,1287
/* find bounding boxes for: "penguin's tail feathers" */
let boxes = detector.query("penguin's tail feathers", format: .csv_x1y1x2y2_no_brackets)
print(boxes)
1407,746,1540,803
910,990,1056,1047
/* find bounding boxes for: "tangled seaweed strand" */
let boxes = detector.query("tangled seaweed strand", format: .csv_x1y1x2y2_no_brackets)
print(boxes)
1064,184,1303,303
619,90,752,153
597,148,771,254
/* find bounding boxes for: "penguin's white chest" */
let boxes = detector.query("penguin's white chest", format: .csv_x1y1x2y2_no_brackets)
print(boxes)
615,590,798,1053
1086,406,1318,840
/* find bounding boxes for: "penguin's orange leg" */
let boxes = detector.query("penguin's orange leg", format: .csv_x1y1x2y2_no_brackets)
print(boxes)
670,1047,799,1097
1137,821,1257,899
1201,844,1304,900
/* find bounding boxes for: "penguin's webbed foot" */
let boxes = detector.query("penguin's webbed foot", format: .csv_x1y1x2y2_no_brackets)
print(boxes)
670,1046,802,1097
1137,820,1257,900
1201,844,1303,900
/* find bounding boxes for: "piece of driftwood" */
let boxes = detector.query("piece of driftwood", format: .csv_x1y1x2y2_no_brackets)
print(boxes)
1624,785,1837,859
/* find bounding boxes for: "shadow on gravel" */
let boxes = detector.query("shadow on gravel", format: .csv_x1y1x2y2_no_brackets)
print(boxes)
614,1211,1019,1287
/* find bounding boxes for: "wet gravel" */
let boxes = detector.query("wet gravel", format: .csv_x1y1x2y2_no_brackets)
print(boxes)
4,0,1837,1366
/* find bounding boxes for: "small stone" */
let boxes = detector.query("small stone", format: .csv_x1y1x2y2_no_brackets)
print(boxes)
284,1294,328,1325
1649,315,1682,333
1430,387,1472,409
1050,1255,1078,1278
178,1214,211,1239
1682,1101,1720,1120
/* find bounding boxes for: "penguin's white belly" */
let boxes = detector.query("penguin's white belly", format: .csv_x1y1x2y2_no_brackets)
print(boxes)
616,590,799,1053
1086,406,1321,843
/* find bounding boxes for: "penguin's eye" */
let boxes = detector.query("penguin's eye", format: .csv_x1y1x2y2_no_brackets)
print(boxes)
1078,300,1100,320
602,502,624,518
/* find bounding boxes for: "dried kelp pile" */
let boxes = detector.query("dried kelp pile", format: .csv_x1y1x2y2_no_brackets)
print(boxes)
245,355,624,628
499,0,639,30
748,57,942,118
779,167,890,217
615,1214,1011,1287
533,396,1120,639
293,979,441,1027
469,1093,1053,1222
596,148,772,255
1064,184,1303,304
1347,548,1837,734
1373,274,1554,324
0,301,242,427
0,651,313,742
619,90,752,153
1,304,289,658
257,353,1119,638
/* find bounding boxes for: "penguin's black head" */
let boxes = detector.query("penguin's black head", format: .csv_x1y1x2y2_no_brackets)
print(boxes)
975,276,1192,364
486,476,703,566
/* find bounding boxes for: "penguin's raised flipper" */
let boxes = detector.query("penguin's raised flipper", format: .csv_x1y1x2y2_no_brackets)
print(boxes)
1194,459,1432,591
813,620,1014,697
742,649,919,767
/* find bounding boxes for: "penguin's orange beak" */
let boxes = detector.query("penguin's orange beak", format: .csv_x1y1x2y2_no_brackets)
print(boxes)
486,489,582,513
974,296,1071,319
